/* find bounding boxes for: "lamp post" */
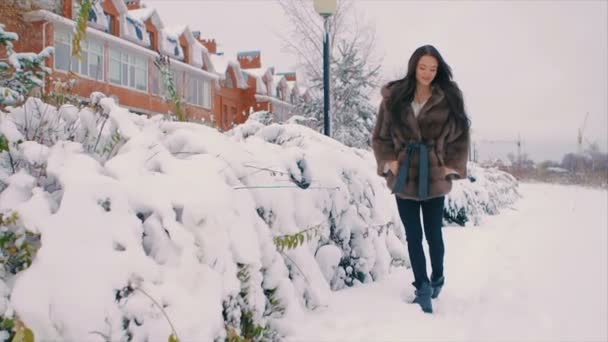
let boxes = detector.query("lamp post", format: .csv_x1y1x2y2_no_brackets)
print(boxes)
313,0,337,137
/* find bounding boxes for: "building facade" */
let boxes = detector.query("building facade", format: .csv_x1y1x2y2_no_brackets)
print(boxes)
1,0,309,129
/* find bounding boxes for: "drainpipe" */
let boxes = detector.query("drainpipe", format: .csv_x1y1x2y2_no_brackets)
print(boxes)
42,21,50,95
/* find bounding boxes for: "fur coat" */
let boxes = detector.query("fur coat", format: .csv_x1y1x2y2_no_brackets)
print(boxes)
371,83,470,200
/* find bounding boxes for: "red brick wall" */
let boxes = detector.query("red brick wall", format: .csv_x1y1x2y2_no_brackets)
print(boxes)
145,20,159,51
0,4,45,55
179,35,190,64
1,4,213,124
238,54,261,70
101,0,121,36
63,0,73,19
283,73,296,82
199,38,216,54
213,74,272,130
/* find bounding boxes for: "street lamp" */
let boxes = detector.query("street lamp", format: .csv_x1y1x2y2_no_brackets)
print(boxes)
313,0,337,137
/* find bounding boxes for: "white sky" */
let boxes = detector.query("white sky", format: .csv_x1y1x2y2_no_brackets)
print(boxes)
144,0,607,161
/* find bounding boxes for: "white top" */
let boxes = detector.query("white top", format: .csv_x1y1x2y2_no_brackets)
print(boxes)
411,98,428,117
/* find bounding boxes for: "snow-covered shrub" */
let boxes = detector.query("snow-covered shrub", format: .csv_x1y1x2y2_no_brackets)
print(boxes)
0,94,408,341
445,163,520,226
0,23,53,107
0,91,519,341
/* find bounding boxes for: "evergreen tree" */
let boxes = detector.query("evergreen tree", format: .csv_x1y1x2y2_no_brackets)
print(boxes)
0,23,53,107
295,39,380,149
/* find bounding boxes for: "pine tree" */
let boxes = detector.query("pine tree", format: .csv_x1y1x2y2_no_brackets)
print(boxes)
295,39,380,149
0,23,53,107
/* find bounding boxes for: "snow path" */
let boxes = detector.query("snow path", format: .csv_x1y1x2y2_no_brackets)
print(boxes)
287,183,608,342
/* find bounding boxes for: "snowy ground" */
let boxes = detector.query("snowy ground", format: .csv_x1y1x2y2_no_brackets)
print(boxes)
286,183,608,342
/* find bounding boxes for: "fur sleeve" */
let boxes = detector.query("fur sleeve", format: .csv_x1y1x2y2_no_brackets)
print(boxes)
371,99,397,176
443,119,470,179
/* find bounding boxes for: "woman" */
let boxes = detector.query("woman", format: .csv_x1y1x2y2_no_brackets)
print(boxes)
372,45,470,314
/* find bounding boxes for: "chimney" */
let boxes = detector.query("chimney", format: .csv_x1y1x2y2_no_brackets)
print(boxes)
279,72,296,82
199,38,217,54
126,0,141,10
237,51,261,69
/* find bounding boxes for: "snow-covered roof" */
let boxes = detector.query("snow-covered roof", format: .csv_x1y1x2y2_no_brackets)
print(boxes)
209,54,228,76
161,27,185,60
161,26,198,63
243,68,269,78
128,7,163,29
201,48,214,73
286,80,296,93
109,0,129,14
88,1,109,30
22,9,219,83
243,71,267,95
272,74,282,84
190,41,205,68
228,61,248,89
124,12,150,47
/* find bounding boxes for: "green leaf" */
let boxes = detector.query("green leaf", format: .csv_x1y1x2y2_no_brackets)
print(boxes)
297,233,304,246
0,135,9,152
12,321,35,342
168,333,179,342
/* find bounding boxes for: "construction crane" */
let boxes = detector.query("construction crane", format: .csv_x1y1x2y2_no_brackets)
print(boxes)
476,134,523,166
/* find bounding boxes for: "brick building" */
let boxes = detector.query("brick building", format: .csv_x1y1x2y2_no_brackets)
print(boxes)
0,0,309,129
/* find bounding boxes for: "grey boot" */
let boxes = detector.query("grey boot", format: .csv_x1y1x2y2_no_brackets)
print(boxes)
411,282,433,313
431,275,445,299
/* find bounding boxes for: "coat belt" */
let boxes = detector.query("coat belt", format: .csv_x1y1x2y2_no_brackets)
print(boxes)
393,142,433,199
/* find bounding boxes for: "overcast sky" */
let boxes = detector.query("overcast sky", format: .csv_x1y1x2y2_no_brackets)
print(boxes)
144,0,607,162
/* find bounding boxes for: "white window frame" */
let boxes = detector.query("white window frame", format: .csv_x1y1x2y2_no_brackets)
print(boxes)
54,28,104,81
109,48,148,92
187,75,212,109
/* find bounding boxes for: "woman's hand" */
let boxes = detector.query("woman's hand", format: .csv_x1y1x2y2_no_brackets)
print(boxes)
388,160,399,175
443,167,461,181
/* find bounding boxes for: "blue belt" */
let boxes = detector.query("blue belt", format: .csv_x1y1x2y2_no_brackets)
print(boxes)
393,142,432,199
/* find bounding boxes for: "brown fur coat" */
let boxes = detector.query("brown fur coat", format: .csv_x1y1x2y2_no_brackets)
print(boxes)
371,83,470,200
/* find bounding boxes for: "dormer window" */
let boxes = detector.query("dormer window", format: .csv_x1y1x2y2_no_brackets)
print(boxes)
148,31,155,50
105,12,114,34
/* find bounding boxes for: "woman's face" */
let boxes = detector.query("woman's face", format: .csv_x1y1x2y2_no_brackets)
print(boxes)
415,55,438,87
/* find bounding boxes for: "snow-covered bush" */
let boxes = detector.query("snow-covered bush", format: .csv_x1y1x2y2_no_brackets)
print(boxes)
0,93,408,341
0,23,53,107
0,92,519,341
445,164,520,226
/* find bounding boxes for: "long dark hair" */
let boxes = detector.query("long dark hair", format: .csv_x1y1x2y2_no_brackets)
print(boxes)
386,45,470,130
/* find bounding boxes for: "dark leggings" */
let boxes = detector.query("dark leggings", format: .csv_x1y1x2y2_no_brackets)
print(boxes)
395,196,445,289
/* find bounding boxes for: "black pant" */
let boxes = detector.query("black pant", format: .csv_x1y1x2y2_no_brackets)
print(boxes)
395,196,445,289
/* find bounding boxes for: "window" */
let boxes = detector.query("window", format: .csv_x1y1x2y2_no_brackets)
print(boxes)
187,76,211,109
171,68,183,92
54,29,104,80
105,12,115,34
109,49,148,91
149,66,161,96
148,31,156,50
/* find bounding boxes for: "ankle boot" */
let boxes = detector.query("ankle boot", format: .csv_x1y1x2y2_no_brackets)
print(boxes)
431,275,445,299
411,282,433,313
